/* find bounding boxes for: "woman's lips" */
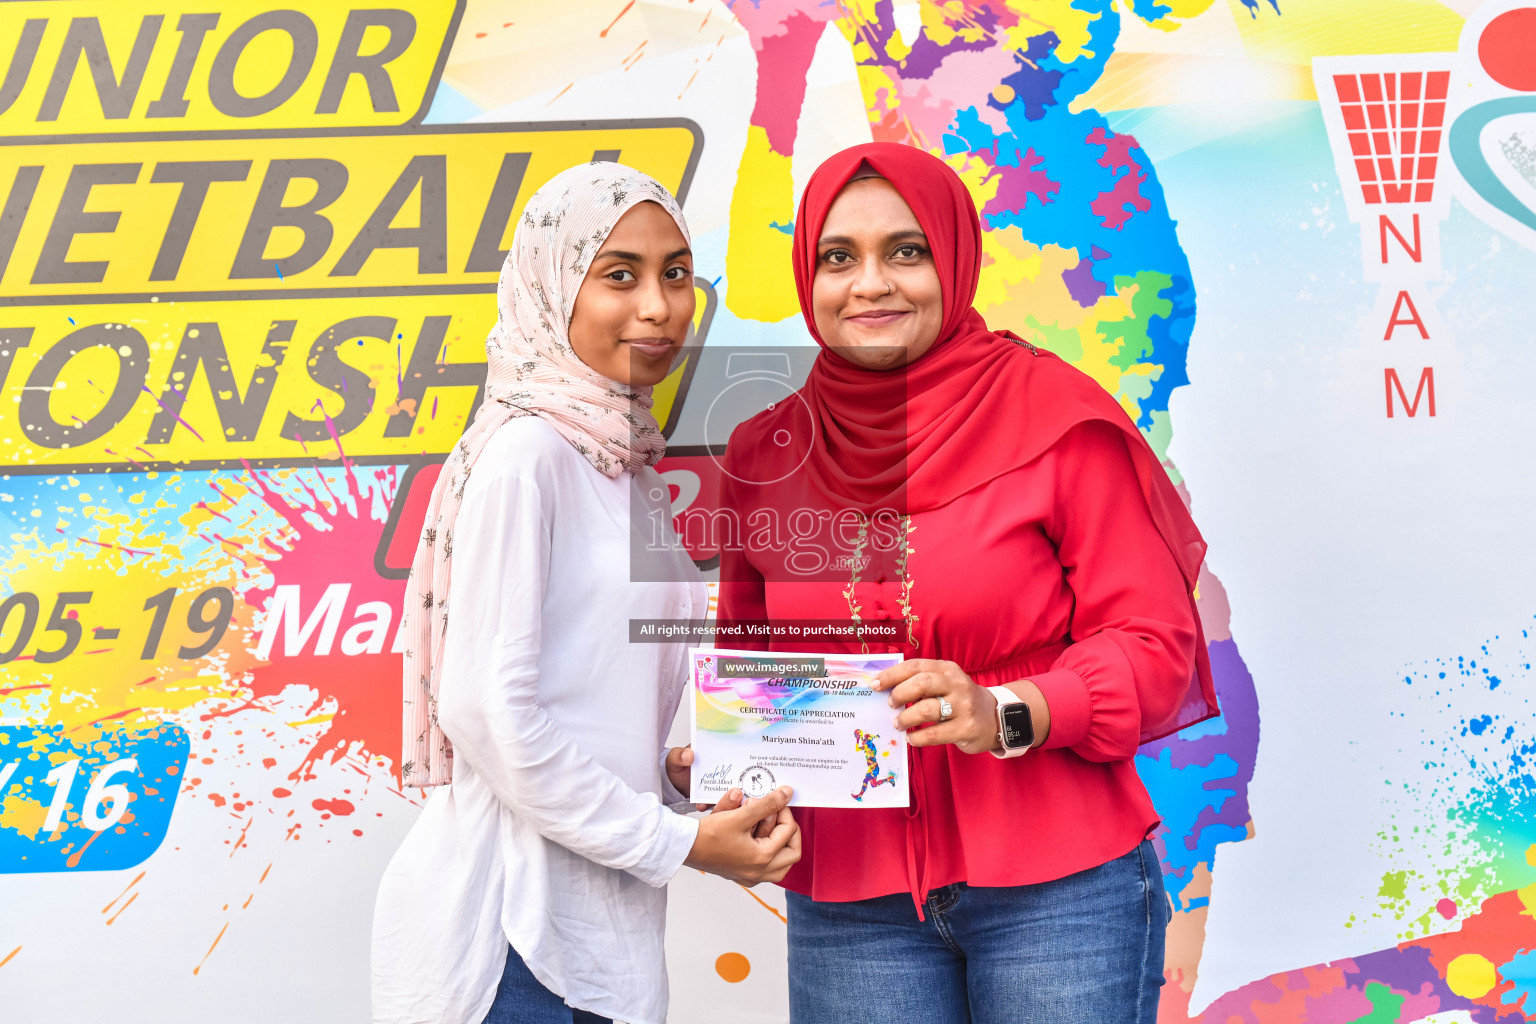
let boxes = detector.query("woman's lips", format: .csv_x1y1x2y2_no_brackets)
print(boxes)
846,309,910,327
623,338,676,358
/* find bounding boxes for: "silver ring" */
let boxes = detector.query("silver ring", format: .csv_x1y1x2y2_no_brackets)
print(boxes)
937,696,954,721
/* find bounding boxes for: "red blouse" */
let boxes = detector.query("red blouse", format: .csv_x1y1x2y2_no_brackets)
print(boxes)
717,419,1198,912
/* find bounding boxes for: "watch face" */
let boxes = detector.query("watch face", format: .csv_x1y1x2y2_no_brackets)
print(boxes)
1001,702,1034,749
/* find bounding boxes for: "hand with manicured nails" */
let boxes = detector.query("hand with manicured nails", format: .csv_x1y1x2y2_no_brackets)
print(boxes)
684,785,801,886
872,658,1051,755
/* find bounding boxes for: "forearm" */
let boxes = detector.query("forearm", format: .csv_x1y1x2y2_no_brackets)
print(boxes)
441,690,697,885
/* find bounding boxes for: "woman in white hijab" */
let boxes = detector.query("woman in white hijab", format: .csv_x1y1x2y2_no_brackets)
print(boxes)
372,162,801,1024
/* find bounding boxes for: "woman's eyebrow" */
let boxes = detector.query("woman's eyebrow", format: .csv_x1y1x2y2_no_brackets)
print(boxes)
593,247,693,262
817,229,928,247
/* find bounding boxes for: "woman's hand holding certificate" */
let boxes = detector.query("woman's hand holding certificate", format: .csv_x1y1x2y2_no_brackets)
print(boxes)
664,744,695,799
669,743,801,884
873,658,1052,755
683,785,802,887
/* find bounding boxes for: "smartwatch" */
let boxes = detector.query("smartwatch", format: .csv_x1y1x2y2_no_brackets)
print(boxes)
988,685,1034,759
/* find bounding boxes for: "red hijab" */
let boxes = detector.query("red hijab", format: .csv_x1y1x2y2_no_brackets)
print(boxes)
763,141,1216,740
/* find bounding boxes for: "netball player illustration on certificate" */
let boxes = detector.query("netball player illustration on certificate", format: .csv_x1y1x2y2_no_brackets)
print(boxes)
850,729,899,802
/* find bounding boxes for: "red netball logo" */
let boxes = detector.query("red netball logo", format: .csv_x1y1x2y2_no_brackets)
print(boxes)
1329,69,1451,206
1314,54,1459,421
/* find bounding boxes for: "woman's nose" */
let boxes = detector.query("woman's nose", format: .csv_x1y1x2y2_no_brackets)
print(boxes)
850,257,893,299
635,278,670,323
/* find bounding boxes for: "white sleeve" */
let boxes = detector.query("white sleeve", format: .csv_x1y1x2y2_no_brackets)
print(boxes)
658,747,691,809
435,468,698,888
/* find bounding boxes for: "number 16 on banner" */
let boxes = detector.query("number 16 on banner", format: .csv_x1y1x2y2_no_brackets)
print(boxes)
0,723,189,874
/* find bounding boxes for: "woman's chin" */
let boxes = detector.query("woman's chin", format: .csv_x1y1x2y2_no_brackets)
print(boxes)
601,346,676,385
828,339,916,369
628,359,679,387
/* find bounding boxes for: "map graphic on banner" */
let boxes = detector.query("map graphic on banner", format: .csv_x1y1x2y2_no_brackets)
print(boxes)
0,1,1533,1022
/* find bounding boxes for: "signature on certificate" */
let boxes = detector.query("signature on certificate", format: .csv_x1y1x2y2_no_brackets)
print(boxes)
699,763,735,788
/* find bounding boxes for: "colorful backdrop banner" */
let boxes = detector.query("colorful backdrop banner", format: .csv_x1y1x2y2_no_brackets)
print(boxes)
1,1,1533,1022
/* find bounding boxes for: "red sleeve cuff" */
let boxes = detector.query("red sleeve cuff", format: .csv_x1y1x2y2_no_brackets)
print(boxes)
1031,668,1092,750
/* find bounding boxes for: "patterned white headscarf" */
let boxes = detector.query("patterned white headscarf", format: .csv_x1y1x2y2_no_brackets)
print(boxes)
401,162,690,787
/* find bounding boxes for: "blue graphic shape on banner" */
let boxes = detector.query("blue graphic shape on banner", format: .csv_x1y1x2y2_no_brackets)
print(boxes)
1450,94,1536,232
0,722,189,873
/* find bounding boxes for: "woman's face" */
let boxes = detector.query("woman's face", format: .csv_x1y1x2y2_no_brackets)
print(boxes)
568,200,695,387
811,177,944,370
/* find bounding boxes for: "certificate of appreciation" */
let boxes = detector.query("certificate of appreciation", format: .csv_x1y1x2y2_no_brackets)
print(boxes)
689,648,909,809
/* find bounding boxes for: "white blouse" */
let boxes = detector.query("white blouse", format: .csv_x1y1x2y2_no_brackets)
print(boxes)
372,417,706,1024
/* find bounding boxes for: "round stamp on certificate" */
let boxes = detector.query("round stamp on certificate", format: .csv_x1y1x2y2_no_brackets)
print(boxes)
688,648,909,809
737,765,777,799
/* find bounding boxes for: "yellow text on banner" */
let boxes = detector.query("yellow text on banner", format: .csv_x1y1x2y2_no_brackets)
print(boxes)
0,121,702,299
0,1,463,136
0,283,714,473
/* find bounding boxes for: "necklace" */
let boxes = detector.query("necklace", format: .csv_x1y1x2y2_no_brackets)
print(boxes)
842,513,919,654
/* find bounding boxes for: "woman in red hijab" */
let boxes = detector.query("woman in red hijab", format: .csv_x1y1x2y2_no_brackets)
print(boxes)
716,143,1217,1022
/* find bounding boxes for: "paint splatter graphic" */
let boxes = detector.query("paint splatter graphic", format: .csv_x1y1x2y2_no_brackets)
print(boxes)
1152,617,1536,1021
0,460,415,878
1370,621,1536,939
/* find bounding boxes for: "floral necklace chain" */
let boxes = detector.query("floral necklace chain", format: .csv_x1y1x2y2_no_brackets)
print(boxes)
841,514,919,654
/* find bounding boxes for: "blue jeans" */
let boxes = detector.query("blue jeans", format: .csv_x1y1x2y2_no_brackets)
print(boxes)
786,840,1168,1024
481,946,611,1024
